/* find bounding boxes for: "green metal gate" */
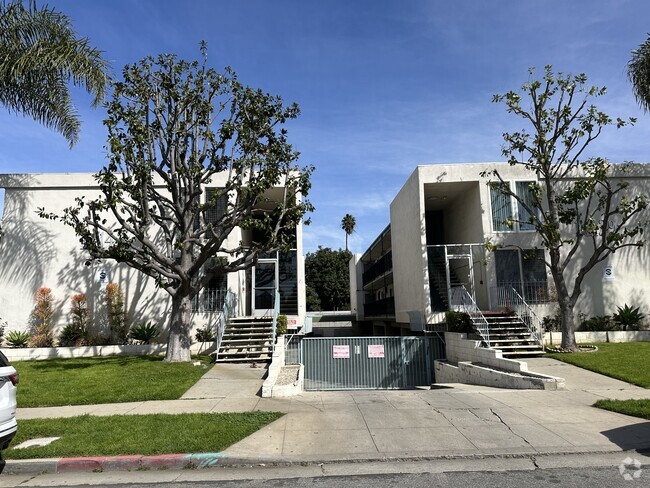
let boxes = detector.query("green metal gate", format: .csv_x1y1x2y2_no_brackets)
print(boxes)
300,336,446,390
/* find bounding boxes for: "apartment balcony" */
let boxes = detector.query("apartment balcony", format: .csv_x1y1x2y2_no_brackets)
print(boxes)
362,251,393,288
364,296,395,318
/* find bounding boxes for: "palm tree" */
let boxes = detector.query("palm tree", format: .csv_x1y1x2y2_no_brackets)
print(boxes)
341,213,356,251
0,0,109,147
628,34,650,112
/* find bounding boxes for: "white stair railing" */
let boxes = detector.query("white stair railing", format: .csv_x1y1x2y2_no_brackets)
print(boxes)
449,285,491,347
213,290,235,361
503,287,544,347
271,290,280,351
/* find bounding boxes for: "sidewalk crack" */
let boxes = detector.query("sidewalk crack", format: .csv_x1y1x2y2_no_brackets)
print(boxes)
490,408,535,450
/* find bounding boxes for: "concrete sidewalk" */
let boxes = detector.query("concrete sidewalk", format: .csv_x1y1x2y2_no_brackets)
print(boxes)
11,359,650,471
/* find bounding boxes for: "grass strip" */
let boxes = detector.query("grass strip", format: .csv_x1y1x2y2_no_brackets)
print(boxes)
4,412,283,459
594,399,650,421
14,356,212,407
545,342,650,388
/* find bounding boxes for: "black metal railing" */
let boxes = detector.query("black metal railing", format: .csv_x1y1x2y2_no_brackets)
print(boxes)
364,296,395,317
362,251,393,286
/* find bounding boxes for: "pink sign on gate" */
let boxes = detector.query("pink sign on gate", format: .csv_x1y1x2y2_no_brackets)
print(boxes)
332,345,350,359
367,344,385,358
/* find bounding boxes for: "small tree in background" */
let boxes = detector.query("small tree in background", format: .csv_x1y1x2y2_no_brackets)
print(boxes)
60,293,89,346
105,283,128,344
29,287,55,347
305,247,352,311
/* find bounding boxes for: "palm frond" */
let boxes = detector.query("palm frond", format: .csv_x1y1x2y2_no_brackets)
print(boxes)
0,0,109,146
628,34,650,113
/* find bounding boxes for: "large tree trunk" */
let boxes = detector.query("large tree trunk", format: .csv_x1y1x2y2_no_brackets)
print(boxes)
165,292,192,362
559,296,578,350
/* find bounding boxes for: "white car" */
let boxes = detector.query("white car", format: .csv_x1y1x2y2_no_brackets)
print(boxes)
0,351,17,450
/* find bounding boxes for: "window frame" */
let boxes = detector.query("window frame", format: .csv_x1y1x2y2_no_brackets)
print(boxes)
489,179,539,233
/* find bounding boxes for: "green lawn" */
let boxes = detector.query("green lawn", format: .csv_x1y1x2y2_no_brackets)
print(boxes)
14,356,212,407
4,412,283,459
594,399,650,421
546,342,650,421
545,342,650,388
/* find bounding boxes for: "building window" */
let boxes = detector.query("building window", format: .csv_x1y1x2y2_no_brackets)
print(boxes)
490,183,513,232
205,188,228,225
495,249,548,303
490,180,539,232
192,274,227,312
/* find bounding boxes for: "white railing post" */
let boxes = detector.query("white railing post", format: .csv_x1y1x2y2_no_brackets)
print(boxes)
450,285,490,347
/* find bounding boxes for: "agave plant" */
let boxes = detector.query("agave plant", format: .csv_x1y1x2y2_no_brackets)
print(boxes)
613,304,645,331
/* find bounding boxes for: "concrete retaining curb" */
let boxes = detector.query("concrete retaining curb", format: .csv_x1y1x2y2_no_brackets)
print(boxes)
2,452,225,474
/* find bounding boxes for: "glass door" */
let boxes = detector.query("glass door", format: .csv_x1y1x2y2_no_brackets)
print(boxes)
253,259,278,317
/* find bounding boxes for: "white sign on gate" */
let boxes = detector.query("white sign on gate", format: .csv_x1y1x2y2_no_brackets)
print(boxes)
367,344,385,358
603,265,615,281
332,345,350,359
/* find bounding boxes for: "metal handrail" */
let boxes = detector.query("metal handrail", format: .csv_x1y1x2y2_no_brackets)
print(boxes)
213,290,235,361
505,286,544,346
271,290,280,351
450,285,491,347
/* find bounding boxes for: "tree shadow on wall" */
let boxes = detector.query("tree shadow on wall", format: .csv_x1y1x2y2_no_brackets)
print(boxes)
56,247,170,340
0,175,57,293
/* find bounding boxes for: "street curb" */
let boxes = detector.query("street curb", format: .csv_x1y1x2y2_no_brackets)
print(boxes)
1,453,224,474
3,449,650,475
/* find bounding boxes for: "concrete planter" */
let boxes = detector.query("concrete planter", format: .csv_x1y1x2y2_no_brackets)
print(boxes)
544,330,650,345
1,341,220,361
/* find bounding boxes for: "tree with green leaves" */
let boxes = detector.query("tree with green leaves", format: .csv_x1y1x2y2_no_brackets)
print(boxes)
40,47,314,362
628,34,650,113
0,0,109,146
341,213,356,251
486,66,647,351
305,247,352,311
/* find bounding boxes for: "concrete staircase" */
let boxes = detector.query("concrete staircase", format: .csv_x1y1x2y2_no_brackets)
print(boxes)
215,316,274,363
482,313,544,358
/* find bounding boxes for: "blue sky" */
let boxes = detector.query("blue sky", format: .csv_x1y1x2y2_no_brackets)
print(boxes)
1,0,650,254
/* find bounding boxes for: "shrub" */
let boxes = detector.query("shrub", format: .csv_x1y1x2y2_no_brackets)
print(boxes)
29,287,55,347
129,322,159,344
195,326,216,342
542,312,561,332
6,330,30,348
0,318,6,343
85,332,113,346
61,293,90,346
106,283,128,344
613,304,645,331
579,314,618,331
445,311,473,333
276,315,288,336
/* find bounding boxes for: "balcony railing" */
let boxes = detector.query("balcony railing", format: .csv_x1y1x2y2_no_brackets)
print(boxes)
362,251,393,286
491,281,550,307
364,296,395,317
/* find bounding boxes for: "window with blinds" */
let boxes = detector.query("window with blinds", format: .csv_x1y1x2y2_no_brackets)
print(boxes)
490,183,513,232
490,181,538,232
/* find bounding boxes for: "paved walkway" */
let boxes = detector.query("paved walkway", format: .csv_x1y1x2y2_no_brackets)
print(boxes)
16,359,650,464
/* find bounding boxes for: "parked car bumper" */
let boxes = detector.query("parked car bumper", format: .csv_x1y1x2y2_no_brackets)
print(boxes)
0,418,17,450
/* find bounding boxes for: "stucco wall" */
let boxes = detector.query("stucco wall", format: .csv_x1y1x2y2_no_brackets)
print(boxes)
0,172,306,340
390,168,429,329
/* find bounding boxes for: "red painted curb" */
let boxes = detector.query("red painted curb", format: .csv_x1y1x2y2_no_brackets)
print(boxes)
57,454,194,472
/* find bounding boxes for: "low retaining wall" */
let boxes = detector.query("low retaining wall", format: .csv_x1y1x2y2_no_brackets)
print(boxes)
544,330,650,345
1,341,219,361
261,338,303,398
438,332,564,390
